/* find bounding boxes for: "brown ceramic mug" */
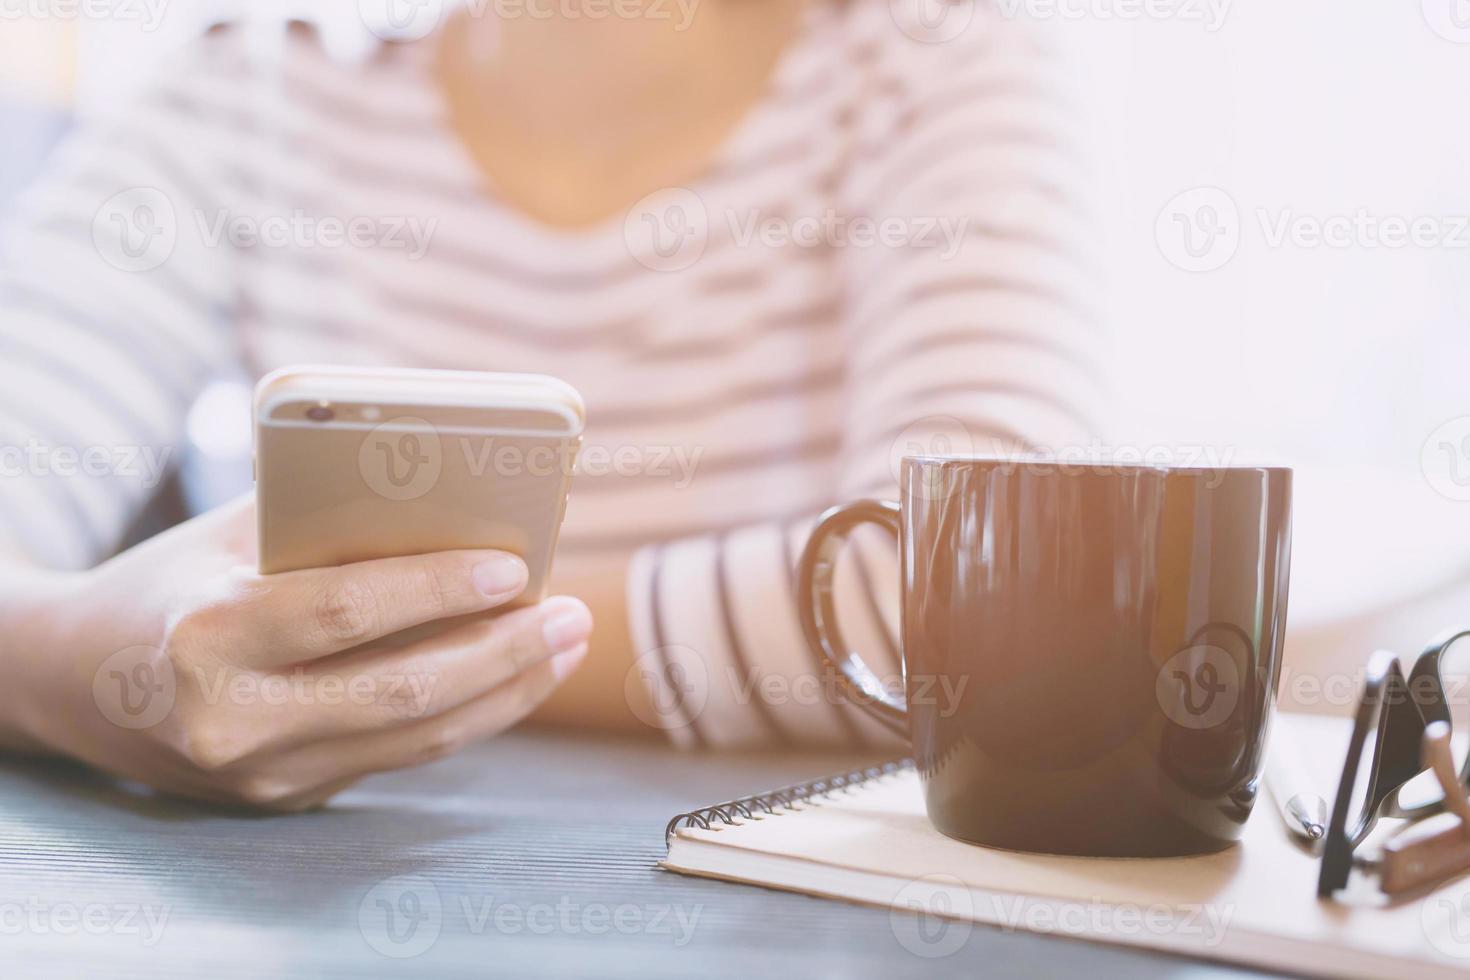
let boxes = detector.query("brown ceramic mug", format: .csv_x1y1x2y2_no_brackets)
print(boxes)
797,456,1292,857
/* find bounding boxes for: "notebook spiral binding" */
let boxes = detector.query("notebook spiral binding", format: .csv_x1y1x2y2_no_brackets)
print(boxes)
664,758,914,843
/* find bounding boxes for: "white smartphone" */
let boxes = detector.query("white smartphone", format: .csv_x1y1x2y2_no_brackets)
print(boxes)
253,366,584,606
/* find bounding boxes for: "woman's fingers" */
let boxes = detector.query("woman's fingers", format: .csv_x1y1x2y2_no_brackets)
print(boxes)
244,596,593,748
231,549,531,665
233,645,588,804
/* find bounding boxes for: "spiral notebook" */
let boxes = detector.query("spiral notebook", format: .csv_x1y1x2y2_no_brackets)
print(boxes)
661,714,1466,978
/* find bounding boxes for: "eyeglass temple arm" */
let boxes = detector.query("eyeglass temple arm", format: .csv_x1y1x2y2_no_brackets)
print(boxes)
1378,722,1470,895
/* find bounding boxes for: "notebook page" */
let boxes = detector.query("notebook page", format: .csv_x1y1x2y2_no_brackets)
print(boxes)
665,714,1468,978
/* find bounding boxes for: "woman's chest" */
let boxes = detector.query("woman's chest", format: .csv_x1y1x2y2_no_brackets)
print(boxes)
236,188,849,411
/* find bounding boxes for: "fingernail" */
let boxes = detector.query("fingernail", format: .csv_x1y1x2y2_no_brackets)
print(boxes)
551,644,588,681
472,555,526,597
542,603,593,655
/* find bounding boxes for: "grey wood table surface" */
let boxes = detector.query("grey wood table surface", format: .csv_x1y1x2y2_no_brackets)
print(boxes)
0,728,1270,978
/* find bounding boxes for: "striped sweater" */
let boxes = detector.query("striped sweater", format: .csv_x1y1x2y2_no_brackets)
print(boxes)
0,1,1103,746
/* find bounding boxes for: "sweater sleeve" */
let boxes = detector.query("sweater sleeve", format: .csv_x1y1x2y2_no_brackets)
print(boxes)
625,7,1106,748
0,34,245,568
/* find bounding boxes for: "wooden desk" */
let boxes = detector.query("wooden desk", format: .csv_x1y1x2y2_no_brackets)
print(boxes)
0,729,1264,978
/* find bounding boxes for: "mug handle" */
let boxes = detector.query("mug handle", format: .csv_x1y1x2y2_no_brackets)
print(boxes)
796,499,907,736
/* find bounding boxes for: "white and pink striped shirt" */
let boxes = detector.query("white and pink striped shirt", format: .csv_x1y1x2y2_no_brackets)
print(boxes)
0,0,1103,747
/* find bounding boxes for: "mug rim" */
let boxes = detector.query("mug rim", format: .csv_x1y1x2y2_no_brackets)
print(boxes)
902,454,1292,476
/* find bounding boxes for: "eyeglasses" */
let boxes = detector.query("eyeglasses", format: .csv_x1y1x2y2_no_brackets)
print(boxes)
1318,627,1470,898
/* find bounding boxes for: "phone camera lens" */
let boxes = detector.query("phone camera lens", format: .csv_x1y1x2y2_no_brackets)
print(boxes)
306,405,334,422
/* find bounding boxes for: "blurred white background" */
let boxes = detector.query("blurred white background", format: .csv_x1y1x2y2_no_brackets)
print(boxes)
4,0,1470,684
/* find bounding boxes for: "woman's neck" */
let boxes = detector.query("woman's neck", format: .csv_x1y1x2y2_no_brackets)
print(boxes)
435,0,806,227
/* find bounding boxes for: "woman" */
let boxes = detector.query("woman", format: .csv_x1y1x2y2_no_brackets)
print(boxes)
0,0,1099,806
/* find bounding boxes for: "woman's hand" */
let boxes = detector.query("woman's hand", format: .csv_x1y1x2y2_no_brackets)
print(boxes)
1,495,592,810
